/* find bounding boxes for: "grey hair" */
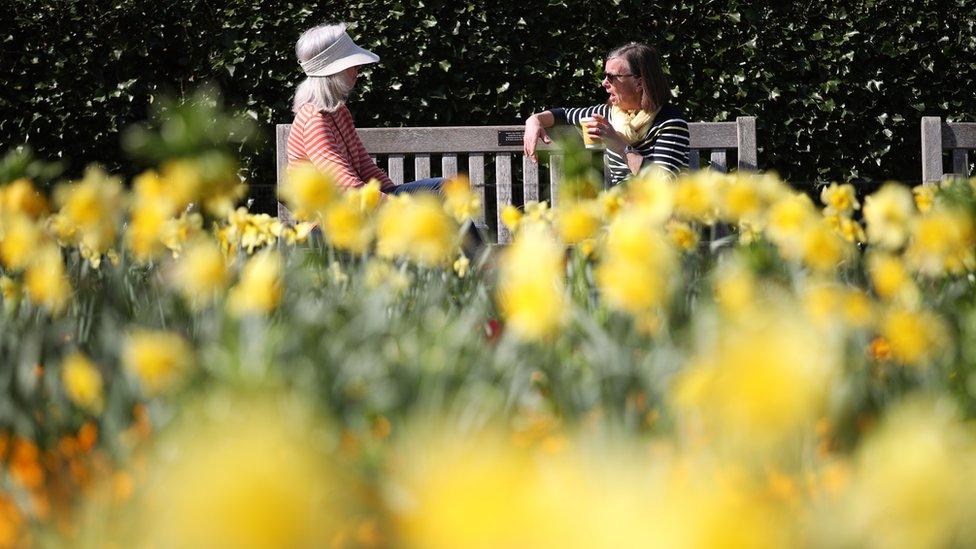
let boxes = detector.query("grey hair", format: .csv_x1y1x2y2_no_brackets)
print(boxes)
292,23,355,113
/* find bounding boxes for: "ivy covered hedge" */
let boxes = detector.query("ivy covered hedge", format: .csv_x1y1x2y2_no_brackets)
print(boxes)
2,0,974,212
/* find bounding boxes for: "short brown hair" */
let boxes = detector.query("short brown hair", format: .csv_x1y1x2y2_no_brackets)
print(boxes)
606,42,669,112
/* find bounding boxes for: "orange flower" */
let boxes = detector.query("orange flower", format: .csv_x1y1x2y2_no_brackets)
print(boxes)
77,422,98,453
10,438,44,490
0,494,25,547
868,337,892,362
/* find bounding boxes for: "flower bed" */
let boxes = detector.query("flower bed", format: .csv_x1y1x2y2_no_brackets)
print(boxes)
2,101,976,546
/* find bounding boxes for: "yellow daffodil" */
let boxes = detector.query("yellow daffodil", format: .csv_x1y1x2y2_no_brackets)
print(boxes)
666,219,700,252
863,183,915,250
278,163,338,222
138,394,343,547
904,208,974,276
500,205,522,232
61,352,104,413
880,307,948,366
324,196,372,254
170,239,229,307
820,182,859,216
54,166,125,257
626,167,674,224
376,194,455,267
443,175,482,223
123,330,192,395
227,251,283,317
596,211,675,316
24,245,71,313
497,224,567,341
822,399,976,549
912,184,936,214
556,200,602,245
0,214,43,271
1,178,49,219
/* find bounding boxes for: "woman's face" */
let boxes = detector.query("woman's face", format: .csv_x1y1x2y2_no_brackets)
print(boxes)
602,56,642,111
341,65,359,88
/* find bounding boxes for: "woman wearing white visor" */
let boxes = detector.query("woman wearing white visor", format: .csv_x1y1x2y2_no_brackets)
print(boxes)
288,23,442,195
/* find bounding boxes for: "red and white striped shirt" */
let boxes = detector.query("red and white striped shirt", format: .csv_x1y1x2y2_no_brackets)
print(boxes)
287,103,395,191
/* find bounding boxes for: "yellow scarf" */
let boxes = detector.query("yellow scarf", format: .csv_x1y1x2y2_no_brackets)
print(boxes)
610,106,657,144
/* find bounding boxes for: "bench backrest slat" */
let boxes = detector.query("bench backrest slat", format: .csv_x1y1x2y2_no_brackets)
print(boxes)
469,153,487,226
549,154,564,208
275,116,757,243
710,150,728,173
388,154,405,185
953,150,970,178
495,153,513,242
921,117,976,182
522,155,540,203
442,154,458,178
415,154,431,179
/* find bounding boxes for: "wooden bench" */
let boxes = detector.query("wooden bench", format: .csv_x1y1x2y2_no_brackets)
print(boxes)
921,117,976,183
276,117,757,242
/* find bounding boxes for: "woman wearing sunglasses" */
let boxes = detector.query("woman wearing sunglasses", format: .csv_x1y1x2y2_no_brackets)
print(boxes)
523,42,689,185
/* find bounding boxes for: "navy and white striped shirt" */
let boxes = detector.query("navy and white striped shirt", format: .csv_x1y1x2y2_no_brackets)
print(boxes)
551,104,690,185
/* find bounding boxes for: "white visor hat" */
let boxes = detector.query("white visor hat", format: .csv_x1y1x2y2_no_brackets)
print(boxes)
300,31,379,77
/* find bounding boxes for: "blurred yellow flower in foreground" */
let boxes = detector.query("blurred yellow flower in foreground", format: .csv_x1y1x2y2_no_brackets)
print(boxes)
596,211,675,317
500,205,522,232
359,178,383,212
127,171,176,262
393,430,796,549
905,208,974,276
160,212,203,257
443,175,482,223
765,192,818,257
1,178,49,219
867,252,917,304
279,163,338,222
675,305,838,446
666,219,699,252
673,171,719,224
61,352,104,414
821,399,976,549
820,182,859,216
0,214,44,271
123,330,192,395
863,183,915,250
712,255,756,318
497,224,567,341
912,183,936,214
228,251,283,317
170,239,229,307
625,167,674,224
137,394,344,548
25,245,72,313
556,201,602,245
377,194,455,267
880,307,948,366
392,432,553,548
801,218,851,272
324,195,372,254
453,254,470,278
224,208,281,254
54,166,125,256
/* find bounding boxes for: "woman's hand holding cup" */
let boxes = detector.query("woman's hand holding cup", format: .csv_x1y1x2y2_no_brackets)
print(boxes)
584,114,626,154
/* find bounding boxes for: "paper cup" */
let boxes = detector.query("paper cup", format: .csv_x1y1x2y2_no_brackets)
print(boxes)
580,117,603,150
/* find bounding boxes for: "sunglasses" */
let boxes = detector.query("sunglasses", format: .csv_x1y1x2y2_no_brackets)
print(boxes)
603,73,636,84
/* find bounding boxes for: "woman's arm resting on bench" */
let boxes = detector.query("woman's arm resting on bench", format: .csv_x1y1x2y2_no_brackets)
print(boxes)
523,111,555,163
